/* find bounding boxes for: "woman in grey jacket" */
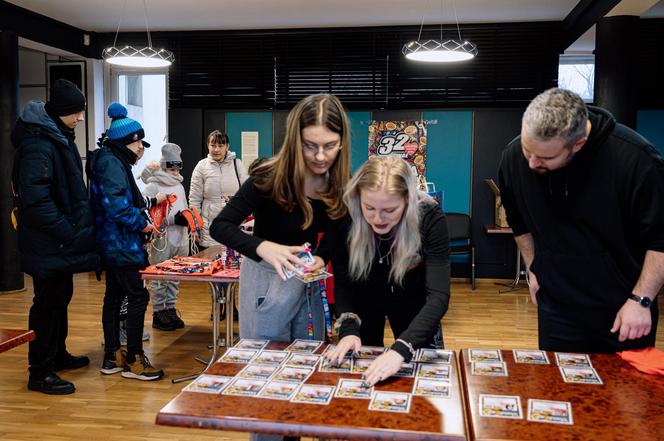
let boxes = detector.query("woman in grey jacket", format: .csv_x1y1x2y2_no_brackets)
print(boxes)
189,130,248,248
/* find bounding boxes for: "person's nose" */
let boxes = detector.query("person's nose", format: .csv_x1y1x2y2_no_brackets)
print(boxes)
315,148,326,161
528,156,540,169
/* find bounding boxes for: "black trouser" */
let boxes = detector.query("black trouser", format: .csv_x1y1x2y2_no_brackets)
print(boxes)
537,290,658,353
28,273,74,379
102,267,149,357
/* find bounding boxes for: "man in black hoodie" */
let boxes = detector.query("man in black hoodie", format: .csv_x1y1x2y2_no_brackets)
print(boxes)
12,79,100,394
499,88,664,353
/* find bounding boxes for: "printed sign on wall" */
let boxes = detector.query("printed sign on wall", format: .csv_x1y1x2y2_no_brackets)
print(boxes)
368,120,427,179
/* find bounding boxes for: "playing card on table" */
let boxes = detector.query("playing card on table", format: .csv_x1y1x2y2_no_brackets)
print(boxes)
479,394,523,419
468,349,503,362
291,384,336,405
528,399,574,425
222,378,267,397
351,358,372,374
393,362,415,377
253,349,289,365
286,353,321,368
319,356,353,373
234,338,269,350
559,366,603,384
272,365,314,383
285,339,323,353
237,363,278,380
471,361,508,376
412,378,451,398
182,375,232,394
369,391,412,413
416,348,453,364
218,348,258,364
416,363,450,380
258,380,299,401
335,379,373,399
513,349,550,365
555,352,593,367
354,346,387,359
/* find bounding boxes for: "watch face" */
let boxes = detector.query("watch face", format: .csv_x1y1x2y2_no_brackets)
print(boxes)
640,297,652,308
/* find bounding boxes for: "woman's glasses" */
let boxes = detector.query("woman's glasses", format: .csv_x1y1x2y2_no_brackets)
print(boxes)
302,141,341,155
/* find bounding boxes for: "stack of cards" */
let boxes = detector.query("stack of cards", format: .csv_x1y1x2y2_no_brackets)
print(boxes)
555,353,602,384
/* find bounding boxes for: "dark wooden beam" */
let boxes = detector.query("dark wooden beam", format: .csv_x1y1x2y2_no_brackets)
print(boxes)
560,0,622,52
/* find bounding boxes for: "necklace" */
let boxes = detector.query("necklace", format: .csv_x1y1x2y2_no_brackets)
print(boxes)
376,235,395,265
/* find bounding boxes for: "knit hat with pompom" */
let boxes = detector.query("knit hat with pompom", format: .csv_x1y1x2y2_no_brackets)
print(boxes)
105,102,150,147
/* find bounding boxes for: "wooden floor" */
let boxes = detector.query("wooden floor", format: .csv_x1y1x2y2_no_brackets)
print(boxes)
0,273,662,440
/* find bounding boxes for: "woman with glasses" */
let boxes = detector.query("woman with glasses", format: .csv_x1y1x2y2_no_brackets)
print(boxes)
189,130,248,250
210,94,351,347
323,156,451,386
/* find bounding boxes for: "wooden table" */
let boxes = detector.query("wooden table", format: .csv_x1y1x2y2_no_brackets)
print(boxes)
483,225,525,293
0,329,35,353
157,342,468,440
459,349,664,441
142,246,238,383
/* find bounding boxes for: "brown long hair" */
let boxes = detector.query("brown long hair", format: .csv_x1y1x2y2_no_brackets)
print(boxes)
253,94,351,229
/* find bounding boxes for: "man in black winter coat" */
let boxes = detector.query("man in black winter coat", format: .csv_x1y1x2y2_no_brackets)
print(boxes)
499,88,664,353
11,79,100,394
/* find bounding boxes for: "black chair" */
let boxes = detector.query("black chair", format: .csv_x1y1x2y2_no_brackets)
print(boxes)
446,212,476,290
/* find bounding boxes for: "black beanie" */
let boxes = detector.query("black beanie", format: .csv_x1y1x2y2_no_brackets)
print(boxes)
45,79,86,116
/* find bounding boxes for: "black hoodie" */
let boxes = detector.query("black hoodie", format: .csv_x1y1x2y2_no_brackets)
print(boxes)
498,107,664,310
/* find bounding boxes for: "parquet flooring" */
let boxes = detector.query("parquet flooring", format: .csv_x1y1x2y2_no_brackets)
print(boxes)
0,273,662,440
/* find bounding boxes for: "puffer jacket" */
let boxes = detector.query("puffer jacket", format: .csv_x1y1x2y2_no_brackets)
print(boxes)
140,166,188,248
189,152,248,247
87,147,149,268
11,101,100,278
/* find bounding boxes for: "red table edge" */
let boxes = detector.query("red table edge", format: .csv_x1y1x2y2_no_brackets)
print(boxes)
0,329,36,353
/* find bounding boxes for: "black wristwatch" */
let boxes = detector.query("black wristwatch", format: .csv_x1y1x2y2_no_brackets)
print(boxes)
628,294,652,308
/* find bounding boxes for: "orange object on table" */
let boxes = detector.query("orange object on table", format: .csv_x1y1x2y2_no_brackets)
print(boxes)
618,347,664,376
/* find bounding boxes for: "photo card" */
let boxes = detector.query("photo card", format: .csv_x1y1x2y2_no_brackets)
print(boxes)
335,378,374,399
416,348,453,364
218,348,258,364
479,394,523,419
471,361,509,377
369,391,412,413
291,384,336,405
528,399,574,425
416,363,451,380
513,349,550,365
182,375,233,394
258,380,299,401
412,378,451,398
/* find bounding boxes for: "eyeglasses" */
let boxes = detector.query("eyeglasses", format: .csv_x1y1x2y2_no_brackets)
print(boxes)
302,141,341,155
165,161,183,170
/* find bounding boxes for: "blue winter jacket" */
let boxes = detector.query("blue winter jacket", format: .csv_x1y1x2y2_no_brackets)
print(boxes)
87,147,149,268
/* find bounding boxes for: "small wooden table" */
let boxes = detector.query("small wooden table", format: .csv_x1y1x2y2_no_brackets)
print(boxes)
157,342,468,440
459,349,664,441
0,329,35,353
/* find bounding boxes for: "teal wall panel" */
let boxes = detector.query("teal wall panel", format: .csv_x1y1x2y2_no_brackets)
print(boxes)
422,111,473,215
226,112,273,160
637,110,664,156
348,111,371,172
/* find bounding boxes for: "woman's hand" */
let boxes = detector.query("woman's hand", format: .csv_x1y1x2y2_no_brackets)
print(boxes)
256,241,308,281
324,335,361,365
363,350,405,386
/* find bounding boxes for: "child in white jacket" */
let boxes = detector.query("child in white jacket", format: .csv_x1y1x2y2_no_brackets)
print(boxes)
140,143,189,331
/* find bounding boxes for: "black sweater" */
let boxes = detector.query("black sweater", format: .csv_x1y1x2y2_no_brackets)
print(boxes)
210,177,330,261
327,202,451,361
498,107,664,310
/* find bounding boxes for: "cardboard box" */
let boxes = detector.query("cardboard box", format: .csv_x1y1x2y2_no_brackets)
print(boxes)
484,179,509,228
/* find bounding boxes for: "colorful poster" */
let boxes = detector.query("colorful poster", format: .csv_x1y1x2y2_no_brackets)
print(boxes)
368,120,427,179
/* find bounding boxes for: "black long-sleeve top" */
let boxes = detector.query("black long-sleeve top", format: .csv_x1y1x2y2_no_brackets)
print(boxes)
209,177,330,261
326,201,451,361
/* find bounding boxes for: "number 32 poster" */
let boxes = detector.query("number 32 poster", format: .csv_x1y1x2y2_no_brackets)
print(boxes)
368,120,427,180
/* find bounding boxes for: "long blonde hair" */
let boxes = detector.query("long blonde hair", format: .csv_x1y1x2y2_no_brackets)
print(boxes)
253,94,351,228
344,156,432,286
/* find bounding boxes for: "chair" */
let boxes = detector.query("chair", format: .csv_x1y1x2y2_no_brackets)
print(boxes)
446,212,476,290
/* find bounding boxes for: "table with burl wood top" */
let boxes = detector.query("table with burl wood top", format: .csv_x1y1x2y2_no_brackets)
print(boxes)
459,349,664,441
0,329,35,353
157,341,467,440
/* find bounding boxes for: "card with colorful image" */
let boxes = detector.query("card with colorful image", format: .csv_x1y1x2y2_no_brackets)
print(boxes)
283,250,315,279
272,365,314,383
472,361,509,377
351,358,372,374
291,384,336,405
416,348,453,364
479,394,523,419
182,374,233,394
335,379,373,399
253,349,289,365
222,378,267,397
218,348,258,364
234,338,269,351
237,363,278,380
412,378,451,398
285,339,323,353
559,366,603,384
393,362,416,377
528,399,574,425
555,352,593,367
257,380,299,401
295,270,332,283
319,356,353,373
469,349,503,362
513,349,550,365
369,391,412,413
286,353,321,368
354,346,387,359
416,363,451,380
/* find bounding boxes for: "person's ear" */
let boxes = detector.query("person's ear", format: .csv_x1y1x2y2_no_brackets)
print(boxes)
571,136,587,154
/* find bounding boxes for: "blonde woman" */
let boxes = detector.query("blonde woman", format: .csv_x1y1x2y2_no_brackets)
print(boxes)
324,156,450,386
210,94,351,342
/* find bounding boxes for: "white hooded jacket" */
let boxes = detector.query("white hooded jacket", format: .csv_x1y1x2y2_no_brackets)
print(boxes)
140,167,188,248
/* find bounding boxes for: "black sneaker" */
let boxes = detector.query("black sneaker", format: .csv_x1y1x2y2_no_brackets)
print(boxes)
100,349,126,375
53,352,90,371
152,309,177,331
28,374,75,395
166,308,185,329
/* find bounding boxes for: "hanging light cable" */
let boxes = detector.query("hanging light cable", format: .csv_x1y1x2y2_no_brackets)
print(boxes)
102,0,174,68
402,0,477,63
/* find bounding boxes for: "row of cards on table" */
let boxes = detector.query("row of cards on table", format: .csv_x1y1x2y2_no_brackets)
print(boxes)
480,395,574,425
